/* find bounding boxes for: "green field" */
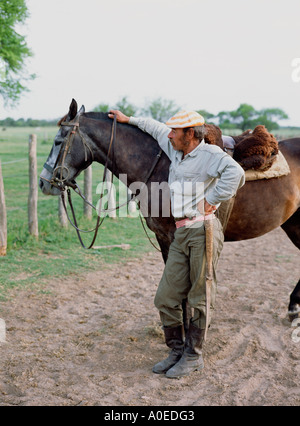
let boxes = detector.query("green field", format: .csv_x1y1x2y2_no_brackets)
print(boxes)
0,127,157,300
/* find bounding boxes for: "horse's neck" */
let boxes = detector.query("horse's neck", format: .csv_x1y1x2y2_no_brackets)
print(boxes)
83,117,157,186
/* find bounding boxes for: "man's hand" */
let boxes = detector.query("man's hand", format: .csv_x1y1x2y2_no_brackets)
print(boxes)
204,200,217,215
198,199,217,215
108,110,130,123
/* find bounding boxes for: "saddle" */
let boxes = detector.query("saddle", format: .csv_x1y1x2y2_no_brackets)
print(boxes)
231,125,279,171
204,124,290,180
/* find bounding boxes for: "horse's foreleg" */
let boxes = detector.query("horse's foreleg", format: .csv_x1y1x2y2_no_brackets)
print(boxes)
281,208,300,319
182,299,192,334
155,235,170,264
289,280,300,319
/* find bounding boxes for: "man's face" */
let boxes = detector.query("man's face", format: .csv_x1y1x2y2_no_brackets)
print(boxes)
168,128,189,151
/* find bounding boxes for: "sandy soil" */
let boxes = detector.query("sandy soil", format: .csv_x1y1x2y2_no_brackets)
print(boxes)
0,227,299,406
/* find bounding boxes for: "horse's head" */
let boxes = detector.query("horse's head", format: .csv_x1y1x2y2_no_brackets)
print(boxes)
40,99,91,195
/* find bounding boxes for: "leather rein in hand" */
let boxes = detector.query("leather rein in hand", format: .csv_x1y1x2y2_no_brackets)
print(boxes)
43,116,163,250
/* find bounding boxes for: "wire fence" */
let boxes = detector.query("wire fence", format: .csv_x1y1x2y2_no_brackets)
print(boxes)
2,156,45,165
1,156,46,179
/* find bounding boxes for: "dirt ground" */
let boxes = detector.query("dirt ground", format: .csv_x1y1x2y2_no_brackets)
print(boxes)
0,227,299,406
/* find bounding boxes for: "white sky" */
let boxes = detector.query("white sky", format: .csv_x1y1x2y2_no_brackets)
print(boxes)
2,0,300,125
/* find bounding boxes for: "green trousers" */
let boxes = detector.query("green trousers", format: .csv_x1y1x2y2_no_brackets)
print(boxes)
154,218,224,329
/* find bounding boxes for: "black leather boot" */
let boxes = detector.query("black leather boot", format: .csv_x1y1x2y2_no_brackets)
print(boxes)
152,325,184,374
166,322,205,379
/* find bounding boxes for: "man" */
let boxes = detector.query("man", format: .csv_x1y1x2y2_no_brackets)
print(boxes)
109,109,245,379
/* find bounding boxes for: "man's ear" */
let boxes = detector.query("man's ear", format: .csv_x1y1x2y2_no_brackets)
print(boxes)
185,128,195,141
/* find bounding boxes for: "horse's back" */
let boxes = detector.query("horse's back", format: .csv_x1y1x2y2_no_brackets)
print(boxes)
279,137,300,162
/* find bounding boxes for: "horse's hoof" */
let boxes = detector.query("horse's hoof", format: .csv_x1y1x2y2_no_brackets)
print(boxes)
288,304,300,322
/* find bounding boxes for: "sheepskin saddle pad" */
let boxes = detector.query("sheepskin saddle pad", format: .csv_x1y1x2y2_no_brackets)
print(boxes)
231,125,290,181
231,125,279,171
205,124,290,181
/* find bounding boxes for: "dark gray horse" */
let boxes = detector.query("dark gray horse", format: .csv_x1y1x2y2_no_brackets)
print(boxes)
40,99,300,319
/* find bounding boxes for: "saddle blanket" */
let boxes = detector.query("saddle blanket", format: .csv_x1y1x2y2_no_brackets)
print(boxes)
244,150,290,181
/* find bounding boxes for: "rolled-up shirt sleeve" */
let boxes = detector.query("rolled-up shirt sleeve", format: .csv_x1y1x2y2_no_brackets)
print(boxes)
205,154,245,205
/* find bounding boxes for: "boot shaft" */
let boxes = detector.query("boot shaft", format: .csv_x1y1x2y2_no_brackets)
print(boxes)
165,322,205,379
164,325,184,350
185,322,205,355
152,325,184,375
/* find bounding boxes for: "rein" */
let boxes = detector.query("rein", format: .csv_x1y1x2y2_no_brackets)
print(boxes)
60,116,117,249
42,116,163,251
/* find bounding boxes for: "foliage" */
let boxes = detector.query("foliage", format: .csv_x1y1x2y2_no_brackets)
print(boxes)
141,97,179,122
251,108,289,131
1,96,292,133
93,103,110,113
92,98,289,131
93,96,138,116
114,96,137,117
93,96,181,122
196,109,215,121
215,103,289,131
0,117,58,127
0,0,35,106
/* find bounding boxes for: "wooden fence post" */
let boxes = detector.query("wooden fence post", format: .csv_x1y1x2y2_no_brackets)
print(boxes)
28,134,39,238
0,161,7,256
84,166,93,219
106,170,116,219
128,189,137,216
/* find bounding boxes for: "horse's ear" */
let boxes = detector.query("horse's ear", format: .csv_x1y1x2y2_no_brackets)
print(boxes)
78,105,85,115
68,98,78,121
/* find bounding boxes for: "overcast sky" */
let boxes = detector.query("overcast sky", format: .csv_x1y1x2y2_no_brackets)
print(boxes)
2,0,300,125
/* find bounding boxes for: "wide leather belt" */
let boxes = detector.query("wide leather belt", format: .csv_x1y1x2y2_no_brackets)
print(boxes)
175,214,215,229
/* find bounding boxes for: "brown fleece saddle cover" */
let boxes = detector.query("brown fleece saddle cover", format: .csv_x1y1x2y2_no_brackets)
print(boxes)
204,124,290,181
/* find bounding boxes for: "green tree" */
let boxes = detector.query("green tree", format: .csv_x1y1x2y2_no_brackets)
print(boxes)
216,110,237,129
196,109,215,123
216,103,288,131
0,0,35,106
94,96,138,117
251,108,289,131
93,103,110,113
115,96,137,117
141,97,179,122
230,103,257,130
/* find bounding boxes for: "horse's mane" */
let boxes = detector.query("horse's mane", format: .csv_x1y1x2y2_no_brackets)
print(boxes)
57,114,68,126
57,111,111,127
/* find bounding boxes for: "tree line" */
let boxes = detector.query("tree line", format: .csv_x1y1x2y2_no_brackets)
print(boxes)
94,97,290,131
0,97,293,131
0,117,58,128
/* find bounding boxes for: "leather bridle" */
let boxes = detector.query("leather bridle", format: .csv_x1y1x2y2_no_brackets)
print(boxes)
42,119,94,191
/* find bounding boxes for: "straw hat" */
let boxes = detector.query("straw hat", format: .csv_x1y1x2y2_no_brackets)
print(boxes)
166,110,205,128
